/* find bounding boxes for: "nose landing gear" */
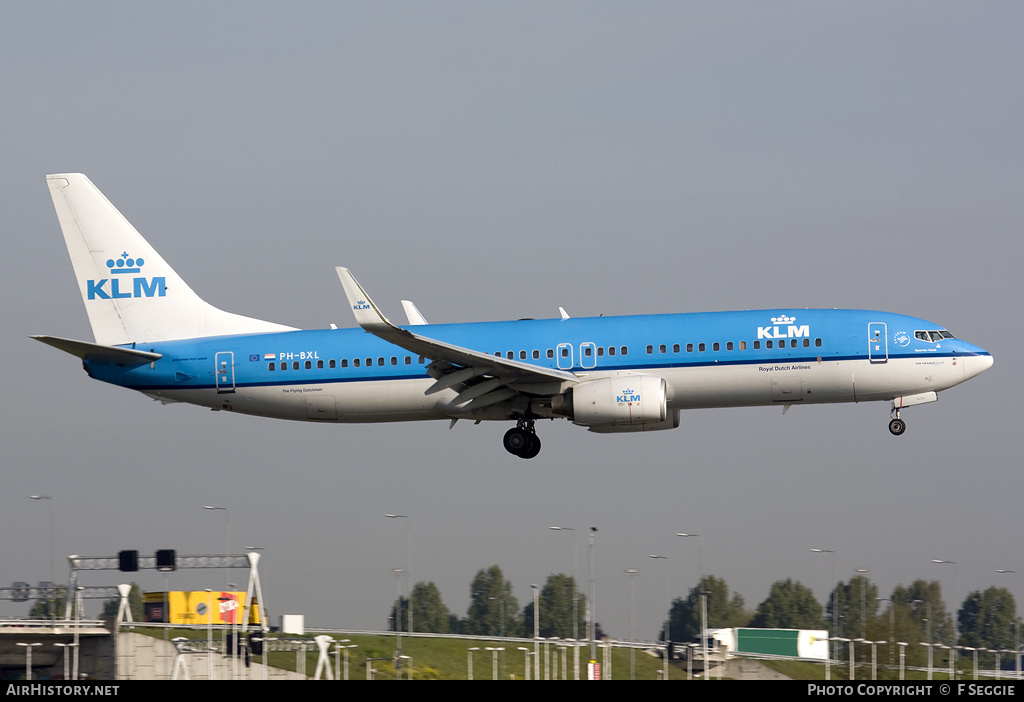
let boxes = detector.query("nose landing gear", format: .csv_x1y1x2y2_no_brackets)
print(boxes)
888,408,906,436
504,420,541,459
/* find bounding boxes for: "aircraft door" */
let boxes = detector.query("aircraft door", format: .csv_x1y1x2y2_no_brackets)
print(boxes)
580,342,597,369
868,323,888,363
215,351,236,393
556,343,574,370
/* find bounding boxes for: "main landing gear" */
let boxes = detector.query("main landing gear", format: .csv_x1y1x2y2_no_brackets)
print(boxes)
888,408,907,436
504,419,541,459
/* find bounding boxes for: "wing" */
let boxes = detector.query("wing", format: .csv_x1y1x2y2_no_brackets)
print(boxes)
336,268,577,411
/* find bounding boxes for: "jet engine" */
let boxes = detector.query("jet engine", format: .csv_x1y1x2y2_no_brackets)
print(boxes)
555,373,678,432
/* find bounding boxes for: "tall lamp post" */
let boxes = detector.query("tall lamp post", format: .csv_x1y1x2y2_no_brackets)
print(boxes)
649,554,669,680
932,559,958,677
811,548,839,664
385,514,412,635
587,527,597,673
202,505,230,587
995,569,1019,680
531,584,540,680
677,533,706,679
29,496,55,619
17,643,42,680
391,568,404,677
625,568,639,680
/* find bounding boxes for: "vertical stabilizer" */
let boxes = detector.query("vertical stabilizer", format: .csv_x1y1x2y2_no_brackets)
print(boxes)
46,174,295,345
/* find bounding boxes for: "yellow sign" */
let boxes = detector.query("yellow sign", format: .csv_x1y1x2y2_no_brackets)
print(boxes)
142,591,261,625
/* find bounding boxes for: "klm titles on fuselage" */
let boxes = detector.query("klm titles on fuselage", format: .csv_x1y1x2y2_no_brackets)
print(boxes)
757,315,810,340
87,254,165,300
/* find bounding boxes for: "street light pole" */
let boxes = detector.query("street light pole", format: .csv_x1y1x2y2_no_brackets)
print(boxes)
649,554,669,681
625,568,638,681
386,514,412,635
812,549,839,664
29,496,55,620
677,533,706,679
932,559,958,677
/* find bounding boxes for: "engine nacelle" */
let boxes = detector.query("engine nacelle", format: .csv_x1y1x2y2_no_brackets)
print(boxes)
565,373,673,430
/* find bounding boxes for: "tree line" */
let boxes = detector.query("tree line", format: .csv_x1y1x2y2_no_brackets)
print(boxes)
388,567,1021,673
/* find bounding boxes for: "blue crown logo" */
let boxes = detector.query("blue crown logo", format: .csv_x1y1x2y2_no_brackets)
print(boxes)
622,388,634,394
106,251,145,275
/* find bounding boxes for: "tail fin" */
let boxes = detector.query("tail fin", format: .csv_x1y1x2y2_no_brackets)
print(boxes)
46,174,295,345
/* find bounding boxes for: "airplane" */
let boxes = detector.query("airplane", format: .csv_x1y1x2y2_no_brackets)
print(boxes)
34,173,993,459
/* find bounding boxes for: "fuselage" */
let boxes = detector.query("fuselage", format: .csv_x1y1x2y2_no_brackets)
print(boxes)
86,308,992,424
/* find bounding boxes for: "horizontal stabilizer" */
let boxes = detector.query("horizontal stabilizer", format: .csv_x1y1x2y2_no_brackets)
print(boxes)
31,335,162,365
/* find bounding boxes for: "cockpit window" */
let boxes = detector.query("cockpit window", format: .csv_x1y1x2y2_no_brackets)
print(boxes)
916,330,956,343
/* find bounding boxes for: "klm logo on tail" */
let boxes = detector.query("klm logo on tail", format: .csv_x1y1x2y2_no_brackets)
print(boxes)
87,252,166,300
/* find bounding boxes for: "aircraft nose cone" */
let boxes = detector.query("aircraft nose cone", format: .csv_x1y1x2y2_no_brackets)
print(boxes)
962,348,993,380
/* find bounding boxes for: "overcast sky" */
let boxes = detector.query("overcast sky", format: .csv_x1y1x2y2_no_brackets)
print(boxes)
2,2,1020,641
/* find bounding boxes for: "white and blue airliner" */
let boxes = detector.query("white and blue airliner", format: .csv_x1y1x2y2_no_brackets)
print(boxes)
34,174,993,458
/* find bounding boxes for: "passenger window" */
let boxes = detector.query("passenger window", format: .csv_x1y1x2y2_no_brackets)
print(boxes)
753,341,760,350
377,357,385,366
405,356,411,365
317,360,324,369
584,347,592,357
305,360,312,369
608,347,616,356
547,349,554,359
561,348,569,358
354,358,360,367
646,345,653,354
620,346,628,355
687,343,693,353
726,342,733,351
507,351,514,360
803,339,809,348
698,343,706,352
791,339,797,348
739,341,747,350
520,350,527,360
268,363,275,371
391,356,398,365
659,344,666,354
712,342,720,351
815,338,822,347
293,361,300,370
597,347,604,357
533,350,540,359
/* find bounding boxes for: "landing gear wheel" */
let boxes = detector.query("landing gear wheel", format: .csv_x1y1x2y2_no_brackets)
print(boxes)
888,418,906,436
504,427,529,454
521,433,541,459
503,422,542,459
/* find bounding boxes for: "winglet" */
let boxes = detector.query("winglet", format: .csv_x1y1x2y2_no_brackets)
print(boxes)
336,267,395,332
401,300,429,325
